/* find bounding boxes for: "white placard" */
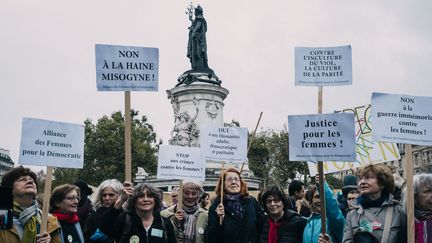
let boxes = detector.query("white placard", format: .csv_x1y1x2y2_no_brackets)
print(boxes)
199,126,248,163
95,44,159,91
371,92,432,146
295,45,352,86
288,113,356,162
19,118,84,168
157,145,205,181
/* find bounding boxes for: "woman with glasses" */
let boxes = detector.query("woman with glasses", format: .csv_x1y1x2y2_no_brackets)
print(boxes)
258,185,306,243
343,164,406,243
50,184,84,243
207,168,263,243
84,179,123,243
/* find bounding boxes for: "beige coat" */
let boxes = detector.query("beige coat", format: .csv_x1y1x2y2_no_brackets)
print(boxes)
161,205,208,243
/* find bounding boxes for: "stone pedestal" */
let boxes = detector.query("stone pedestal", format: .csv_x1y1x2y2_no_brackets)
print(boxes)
167,82,229,147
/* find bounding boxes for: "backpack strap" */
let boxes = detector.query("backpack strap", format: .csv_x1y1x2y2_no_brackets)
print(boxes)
380,206,394,243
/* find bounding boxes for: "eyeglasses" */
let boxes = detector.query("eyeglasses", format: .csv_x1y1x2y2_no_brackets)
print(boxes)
265,198,281,204
225,177,240,182
64,196,80,201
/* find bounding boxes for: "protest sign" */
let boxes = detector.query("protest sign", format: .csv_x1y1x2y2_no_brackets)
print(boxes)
371,92,432,146
200,126,248,163
95,44,159,91
19,118,84,168
295,45,352,86
288,113,356,162
308,104,401,175
157,145,204,181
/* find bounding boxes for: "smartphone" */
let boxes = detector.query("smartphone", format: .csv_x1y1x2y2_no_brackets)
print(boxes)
0,186,13,230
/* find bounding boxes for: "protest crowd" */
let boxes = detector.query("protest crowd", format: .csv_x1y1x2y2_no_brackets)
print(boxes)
2,162,431,243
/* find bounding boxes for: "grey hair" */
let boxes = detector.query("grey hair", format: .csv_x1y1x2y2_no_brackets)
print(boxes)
402,173,432,208
92,179,123,210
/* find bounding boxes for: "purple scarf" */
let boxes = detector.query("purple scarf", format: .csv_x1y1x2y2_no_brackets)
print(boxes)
416,209,432,243
225,194,244,219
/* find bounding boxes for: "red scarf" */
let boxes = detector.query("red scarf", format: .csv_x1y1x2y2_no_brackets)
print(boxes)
52,210,79,224
268,218,283,243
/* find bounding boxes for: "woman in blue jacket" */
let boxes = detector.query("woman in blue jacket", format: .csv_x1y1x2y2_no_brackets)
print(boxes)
303,179,345,243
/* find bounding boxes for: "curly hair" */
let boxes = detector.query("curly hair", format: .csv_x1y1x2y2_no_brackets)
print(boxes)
1,166,38,189
126,183,162,216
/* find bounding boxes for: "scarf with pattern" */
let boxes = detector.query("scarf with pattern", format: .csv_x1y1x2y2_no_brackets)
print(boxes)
13,200,40,243
182,204,199,243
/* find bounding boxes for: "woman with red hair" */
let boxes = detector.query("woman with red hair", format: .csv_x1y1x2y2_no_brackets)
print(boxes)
206,168,263,243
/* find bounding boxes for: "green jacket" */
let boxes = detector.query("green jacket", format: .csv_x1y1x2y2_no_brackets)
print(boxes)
161,204,208,243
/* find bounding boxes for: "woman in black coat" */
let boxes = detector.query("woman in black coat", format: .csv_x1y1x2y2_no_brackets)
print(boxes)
207,168,264,243
258,185,306,243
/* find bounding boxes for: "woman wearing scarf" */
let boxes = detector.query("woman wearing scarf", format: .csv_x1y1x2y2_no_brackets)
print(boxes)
84,179,122,243
343,164,407,243
258,185,306,243
207,168,263,243
403,173,432,243
0,166,61,243
161,181,208,243
50,184,84,243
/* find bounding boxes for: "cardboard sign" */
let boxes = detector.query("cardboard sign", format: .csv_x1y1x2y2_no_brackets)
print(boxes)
157,145,205,181
295,45,352,86
200,126,248,163
95,44,159,91
371,92,432,146
288,113,356,162
19,118,84,168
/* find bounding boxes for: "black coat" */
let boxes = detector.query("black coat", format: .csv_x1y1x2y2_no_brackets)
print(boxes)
100,207,177,243
84,206,115,243
207,196,264,243
258,209,307,243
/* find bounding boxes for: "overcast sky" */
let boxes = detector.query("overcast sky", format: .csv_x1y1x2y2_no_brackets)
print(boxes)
1,0,431,165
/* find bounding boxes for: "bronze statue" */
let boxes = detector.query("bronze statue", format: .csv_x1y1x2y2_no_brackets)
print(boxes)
187,5,209,71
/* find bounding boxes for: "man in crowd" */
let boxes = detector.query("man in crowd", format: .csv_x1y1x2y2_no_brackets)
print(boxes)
288,180,305,212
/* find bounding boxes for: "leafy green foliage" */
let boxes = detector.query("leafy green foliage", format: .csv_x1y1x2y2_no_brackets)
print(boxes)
248,128,308,187
53,110,158,187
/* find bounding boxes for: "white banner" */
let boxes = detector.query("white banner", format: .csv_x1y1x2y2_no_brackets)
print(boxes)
371,92,432,146
157,145,205,181
309,105,401,175
295,45,352,86
19,118,84,168
199,126,248,163
288,113,356,162
95,44,159,91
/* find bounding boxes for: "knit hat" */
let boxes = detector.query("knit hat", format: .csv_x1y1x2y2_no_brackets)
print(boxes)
342,175,358,197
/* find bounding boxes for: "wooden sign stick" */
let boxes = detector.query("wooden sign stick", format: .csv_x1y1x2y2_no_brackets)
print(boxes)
240,111,263,173
220,162,225,225
317,86,327,235
405,144,414,243
40,166,53,234
178,180,184,211
125,91,132,182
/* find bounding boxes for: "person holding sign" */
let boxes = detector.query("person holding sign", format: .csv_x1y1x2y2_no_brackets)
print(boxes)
403,174,432,243
50,184,84,243
343,164,406,243
84,179,123,243
206,168,263,243
99,183,176,243
161,181,208,243
0,166,61,243
257,185,306,243
303,177,345,243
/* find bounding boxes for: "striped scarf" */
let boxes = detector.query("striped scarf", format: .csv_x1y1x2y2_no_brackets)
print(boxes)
182,204,199,243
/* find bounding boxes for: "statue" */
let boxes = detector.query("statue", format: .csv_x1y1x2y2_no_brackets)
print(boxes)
169,98,200,147
177,4,221,86
187,5,209,71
